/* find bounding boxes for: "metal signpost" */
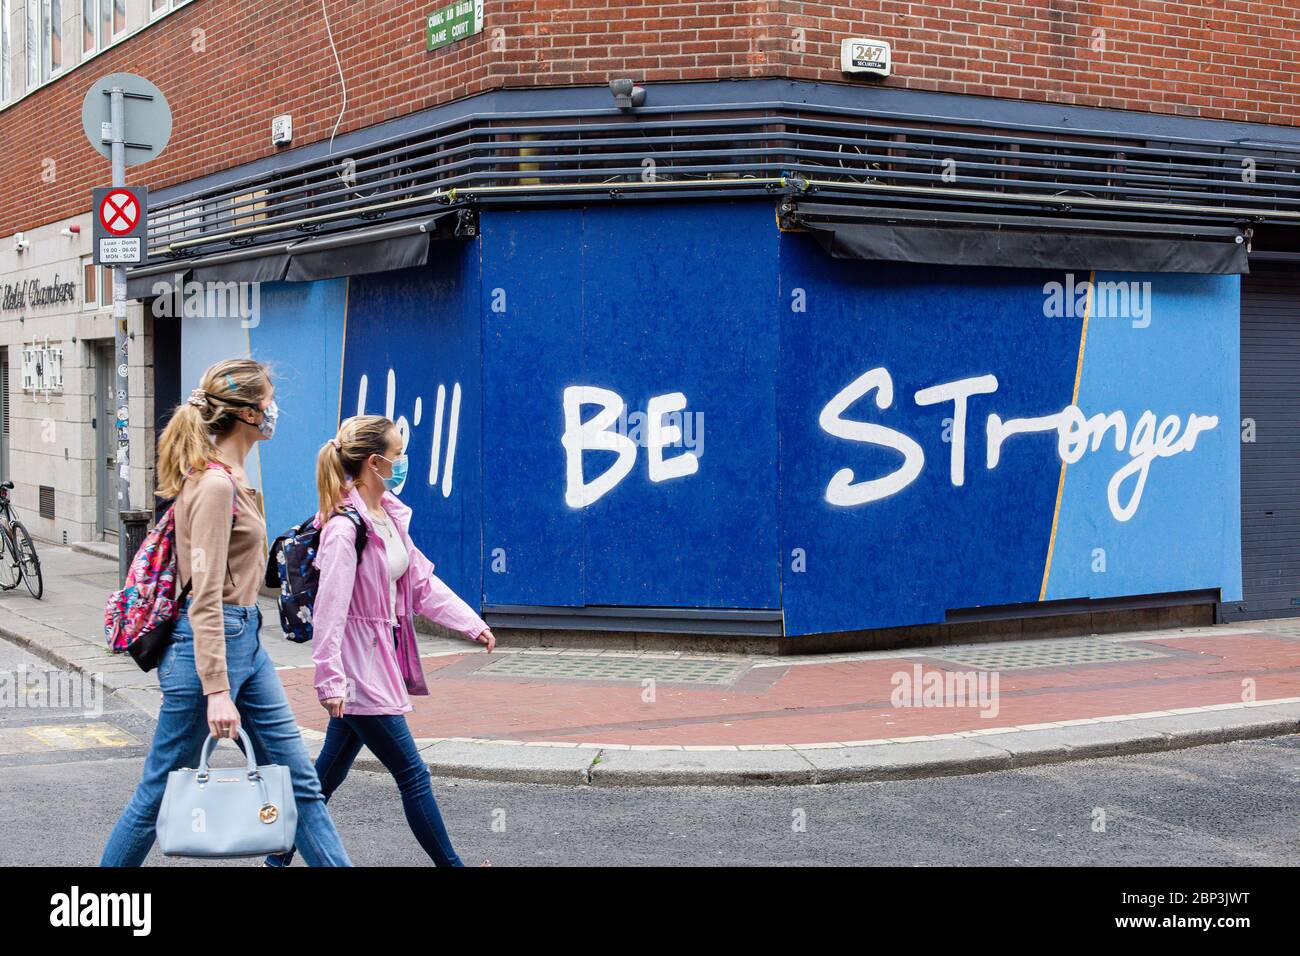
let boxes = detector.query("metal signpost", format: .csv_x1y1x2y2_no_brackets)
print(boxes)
81,73,171,581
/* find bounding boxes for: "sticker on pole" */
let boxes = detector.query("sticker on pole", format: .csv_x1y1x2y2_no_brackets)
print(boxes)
92,185,148,265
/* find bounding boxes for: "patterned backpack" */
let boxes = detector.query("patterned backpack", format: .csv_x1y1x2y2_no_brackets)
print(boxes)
104,463,237,671
265,508,367,643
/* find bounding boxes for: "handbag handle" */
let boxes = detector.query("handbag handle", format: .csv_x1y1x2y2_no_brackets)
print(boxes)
197,727,259,783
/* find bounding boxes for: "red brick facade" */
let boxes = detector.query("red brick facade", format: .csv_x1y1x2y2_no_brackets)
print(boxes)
2,0,1295,236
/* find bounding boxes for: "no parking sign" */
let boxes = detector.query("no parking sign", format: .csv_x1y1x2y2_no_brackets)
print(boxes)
92,185,148,265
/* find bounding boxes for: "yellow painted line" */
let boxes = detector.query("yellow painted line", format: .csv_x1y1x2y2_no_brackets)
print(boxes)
1039,269,1095,601
0,723,141,756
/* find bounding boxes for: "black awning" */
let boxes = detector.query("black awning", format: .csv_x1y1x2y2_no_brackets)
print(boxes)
192,251,291,285
123,210,463,298
785,202,1250,275
125,267,190,299
282,215,445,281
124,243,293,299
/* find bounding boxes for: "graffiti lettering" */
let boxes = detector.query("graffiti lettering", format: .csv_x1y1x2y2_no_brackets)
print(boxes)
562,386,700,508
822,368,1219,522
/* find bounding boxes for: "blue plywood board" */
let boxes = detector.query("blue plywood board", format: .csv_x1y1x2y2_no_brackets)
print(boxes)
248,278,349,539
481,207,587,606
1044,272,1242,602
776,236,1243,635
203,198,1244,639
480,203,782,609
341,251,483,607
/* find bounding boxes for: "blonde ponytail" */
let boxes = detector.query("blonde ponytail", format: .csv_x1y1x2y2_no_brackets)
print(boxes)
316,415,398,516
316,440,350,517
157,358,272,498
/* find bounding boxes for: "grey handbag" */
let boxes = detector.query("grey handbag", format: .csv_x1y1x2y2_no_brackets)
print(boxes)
156,728,298,858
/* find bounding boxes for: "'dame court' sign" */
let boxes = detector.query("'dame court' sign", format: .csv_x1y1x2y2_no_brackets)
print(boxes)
425,0,484,51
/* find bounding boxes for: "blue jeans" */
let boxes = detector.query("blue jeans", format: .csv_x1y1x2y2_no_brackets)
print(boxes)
264,712,463,867
100,602,352,866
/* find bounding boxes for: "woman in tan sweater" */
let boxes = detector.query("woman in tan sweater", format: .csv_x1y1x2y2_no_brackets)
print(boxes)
100,358,351,867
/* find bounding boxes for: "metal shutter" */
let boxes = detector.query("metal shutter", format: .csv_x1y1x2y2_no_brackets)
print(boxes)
1222,266,1300,621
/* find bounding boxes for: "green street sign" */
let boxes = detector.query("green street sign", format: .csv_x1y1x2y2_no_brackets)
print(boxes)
426,0,484,52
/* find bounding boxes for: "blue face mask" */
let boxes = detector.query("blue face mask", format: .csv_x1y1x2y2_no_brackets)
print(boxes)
375,453,408,492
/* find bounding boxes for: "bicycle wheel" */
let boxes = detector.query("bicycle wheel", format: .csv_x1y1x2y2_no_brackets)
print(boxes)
0,526,20,591
11,522,41,600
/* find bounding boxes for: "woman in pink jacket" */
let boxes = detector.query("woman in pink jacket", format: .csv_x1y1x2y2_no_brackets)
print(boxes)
265,414,495,867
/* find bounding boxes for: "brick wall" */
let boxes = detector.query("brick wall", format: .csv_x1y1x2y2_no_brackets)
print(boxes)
2,0,1295,236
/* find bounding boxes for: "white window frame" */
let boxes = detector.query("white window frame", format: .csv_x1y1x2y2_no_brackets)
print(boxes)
151,0,192,18
24,0,37,89
44,0,62,80
108,0,125,41
81,0,94,54
1,0,11,103
5,0,194,112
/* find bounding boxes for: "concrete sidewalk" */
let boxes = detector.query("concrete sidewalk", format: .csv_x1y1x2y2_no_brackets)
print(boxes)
3,542,1299,786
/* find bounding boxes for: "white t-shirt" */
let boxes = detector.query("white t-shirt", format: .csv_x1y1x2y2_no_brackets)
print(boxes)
368,508,409,625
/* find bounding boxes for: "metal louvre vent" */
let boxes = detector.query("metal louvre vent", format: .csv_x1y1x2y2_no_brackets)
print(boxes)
38,485,55,519
142,100,1300,262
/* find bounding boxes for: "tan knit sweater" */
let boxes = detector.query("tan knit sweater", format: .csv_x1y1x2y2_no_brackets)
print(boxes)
174,464,267,695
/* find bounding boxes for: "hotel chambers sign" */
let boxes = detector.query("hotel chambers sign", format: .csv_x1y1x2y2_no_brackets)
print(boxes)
1,274,79,312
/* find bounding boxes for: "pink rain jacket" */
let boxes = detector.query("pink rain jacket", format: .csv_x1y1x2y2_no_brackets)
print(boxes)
311,487,488,715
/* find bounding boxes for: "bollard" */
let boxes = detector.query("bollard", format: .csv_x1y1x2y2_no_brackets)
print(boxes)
119,510,154,584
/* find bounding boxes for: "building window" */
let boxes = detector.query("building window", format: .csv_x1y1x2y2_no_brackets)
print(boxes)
82,258,114,309
45,0,61,77
6,0,190,105
82,256,96,309
25,0,37,89
1,1,10,103
82,0,94,53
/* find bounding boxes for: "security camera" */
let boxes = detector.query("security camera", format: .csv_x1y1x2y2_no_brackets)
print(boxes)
609,78,646,111
13,233,30,253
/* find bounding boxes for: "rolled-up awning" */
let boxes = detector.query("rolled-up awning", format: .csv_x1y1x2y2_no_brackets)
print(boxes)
124,210,463,299
282,217,444,281
125,266,191,299
783,202,1250,274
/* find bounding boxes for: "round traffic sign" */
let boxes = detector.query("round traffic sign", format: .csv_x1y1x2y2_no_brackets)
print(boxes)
99,189,141,235
80,73,172,167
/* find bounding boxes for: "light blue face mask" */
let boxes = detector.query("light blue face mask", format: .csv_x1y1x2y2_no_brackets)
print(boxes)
257,400,278,440
374,453,408,492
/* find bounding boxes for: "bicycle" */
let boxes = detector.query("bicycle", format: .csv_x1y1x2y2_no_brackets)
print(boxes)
0,481,43,599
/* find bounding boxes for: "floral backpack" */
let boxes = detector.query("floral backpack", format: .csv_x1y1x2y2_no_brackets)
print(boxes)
104,462,237,671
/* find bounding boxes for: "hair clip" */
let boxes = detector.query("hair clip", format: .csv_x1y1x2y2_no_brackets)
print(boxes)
224,373,238,391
